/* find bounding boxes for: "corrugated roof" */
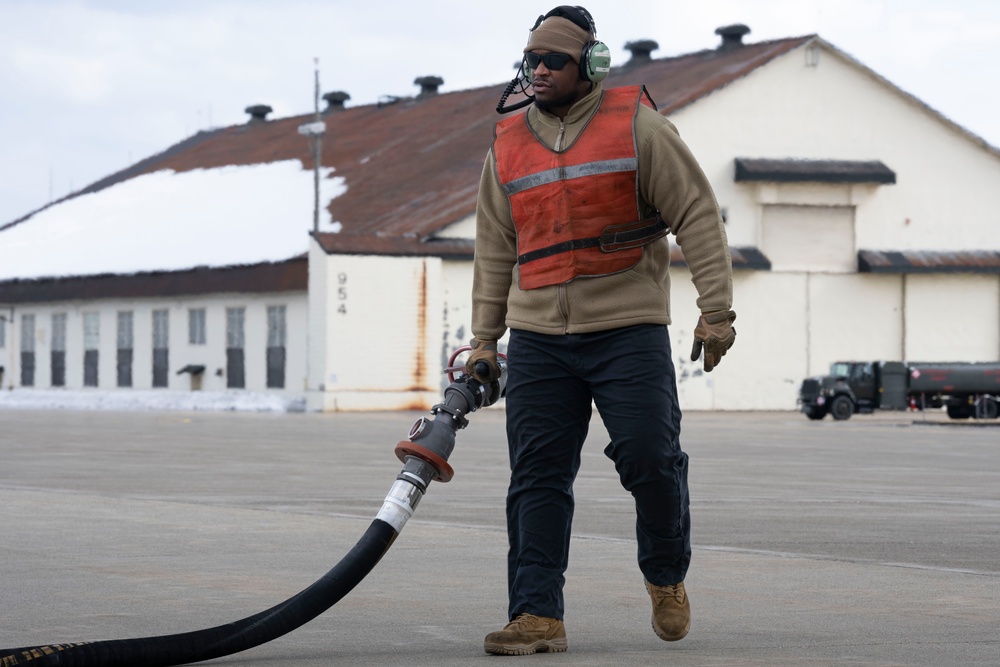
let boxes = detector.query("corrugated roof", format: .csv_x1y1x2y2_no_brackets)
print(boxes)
5,35,812,246
311,233,474,259
2,37,819,300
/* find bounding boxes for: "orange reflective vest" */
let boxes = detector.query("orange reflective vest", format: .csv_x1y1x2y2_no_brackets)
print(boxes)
492,85,665,290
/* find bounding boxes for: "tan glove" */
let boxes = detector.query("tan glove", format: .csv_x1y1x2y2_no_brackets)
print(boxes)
465,337,499,383
690,310,736,372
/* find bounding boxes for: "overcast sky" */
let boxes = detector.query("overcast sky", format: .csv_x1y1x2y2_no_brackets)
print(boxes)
1,0,998,226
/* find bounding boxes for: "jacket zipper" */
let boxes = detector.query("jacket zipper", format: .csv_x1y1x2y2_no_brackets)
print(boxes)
556,119,568,331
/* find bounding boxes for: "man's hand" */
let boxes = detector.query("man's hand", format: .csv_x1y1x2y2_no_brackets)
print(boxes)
690,310,736,372
465,338,499,383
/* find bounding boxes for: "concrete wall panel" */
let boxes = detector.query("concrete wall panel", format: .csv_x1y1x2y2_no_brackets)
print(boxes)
904,274,1000,361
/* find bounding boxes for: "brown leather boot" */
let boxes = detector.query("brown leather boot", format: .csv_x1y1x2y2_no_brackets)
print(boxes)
645,580,691,641
483,613,568,655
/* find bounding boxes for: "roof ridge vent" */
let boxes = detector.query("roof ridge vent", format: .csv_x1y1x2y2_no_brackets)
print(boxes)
624,40,659,66
414,75,444,98
322,91,351,112
244,104,273,123
715,24,750,50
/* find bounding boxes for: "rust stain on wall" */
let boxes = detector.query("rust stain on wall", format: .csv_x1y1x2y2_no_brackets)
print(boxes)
411,259,430,391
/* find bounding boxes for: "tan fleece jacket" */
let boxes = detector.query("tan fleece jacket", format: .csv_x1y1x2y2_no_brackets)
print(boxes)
471,84,732,340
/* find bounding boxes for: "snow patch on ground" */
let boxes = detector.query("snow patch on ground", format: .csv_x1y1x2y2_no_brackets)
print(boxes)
0,389,306,413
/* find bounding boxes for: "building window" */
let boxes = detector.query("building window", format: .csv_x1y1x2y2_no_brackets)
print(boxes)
21,314,35,387
51,313,67,387
117,311,133,388
152,309,169,388
189,308,206,345
83,312,100,387
226,307,245,389
266,305,286,389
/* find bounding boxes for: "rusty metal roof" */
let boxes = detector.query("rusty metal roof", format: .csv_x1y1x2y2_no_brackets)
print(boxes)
858,250,1000,273
0,34,827,302
3,35,811,244
311,233,474,259
0,257,307,304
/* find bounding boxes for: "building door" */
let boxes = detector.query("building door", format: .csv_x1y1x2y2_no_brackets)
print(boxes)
152,309,169,388
51,313,67,387
760,205,856,273
117,311,133,388
266,305,286,389
20,314,35,387
83,312,100,387
226,307,245,389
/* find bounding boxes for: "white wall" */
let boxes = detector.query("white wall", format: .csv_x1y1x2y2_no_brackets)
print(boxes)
904,273,1000,362
441,259,474,378
667,267,1000,410
671,40,1000,256
436,213,476,239
670,268,809,410
654,39,1000,410
806,273,904,374
0,293,307,392
307,249,446,411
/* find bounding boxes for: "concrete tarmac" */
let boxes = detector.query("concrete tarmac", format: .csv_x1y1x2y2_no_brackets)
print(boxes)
1,407,998,666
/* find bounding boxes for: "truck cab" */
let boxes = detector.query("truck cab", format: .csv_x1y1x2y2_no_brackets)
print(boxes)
798,361,908,421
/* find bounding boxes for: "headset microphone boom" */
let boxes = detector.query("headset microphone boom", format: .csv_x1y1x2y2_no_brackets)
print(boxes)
496,4,611,115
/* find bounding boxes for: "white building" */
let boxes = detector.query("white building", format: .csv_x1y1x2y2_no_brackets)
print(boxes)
2,25,998,411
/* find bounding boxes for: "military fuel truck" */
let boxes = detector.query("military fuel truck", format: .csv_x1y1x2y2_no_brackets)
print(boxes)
798,361,1000,421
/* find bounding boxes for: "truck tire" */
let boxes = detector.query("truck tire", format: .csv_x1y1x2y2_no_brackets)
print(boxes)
947,403,971,420
978,397,999,420
805,406,827,420
830,395,854,421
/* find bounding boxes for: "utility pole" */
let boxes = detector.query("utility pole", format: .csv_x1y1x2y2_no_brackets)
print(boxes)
312,58,321,233
298,57,326,233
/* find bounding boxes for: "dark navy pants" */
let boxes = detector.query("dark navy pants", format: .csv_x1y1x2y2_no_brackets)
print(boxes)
504,324,690,621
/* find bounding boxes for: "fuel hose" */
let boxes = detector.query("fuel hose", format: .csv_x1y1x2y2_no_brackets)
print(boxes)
1,355,505,667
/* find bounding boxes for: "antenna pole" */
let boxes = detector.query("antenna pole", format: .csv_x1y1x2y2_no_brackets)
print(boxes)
312,57,321,233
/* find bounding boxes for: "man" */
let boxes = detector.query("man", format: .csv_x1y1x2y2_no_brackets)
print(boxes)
466,5,736,656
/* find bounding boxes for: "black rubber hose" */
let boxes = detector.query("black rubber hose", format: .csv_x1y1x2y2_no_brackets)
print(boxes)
0,518,397,667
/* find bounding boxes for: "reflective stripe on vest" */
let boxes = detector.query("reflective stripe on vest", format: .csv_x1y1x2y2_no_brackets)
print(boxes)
493,86,655,290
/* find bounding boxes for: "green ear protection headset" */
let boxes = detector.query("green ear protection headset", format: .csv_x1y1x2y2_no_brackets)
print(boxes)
497,5,610,114
528,5,611,83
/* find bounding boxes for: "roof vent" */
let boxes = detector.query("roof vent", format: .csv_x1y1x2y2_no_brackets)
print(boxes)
244,104,273,123
322,91,351,112
377,95,402,108
624,40,659,65
414,75,444,98
715,24,750,50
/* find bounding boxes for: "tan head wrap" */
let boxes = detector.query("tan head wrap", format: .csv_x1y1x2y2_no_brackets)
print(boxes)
524,15,591,62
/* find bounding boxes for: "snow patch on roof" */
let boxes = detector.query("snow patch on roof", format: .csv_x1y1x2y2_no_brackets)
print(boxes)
0,160,345,282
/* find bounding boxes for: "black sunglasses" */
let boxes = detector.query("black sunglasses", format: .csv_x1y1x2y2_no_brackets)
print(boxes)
524,52,573,71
